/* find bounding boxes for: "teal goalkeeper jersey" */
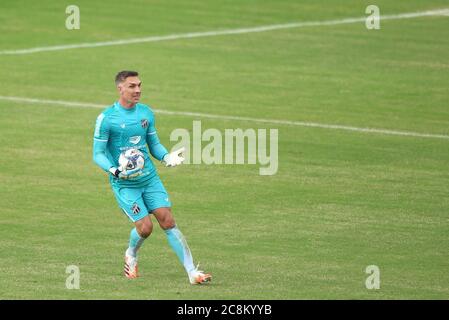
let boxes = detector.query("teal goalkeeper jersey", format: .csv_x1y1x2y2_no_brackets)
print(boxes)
93,101,169,188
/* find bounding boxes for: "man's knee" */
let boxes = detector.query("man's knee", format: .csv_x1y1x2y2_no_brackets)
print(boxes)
136,218,153,238
154,208,176,230
162,217,176,230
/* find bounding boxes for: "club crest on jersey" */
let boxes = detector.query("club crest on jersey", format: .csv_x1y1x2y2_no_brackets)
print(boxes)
141,119,149,129
131,203,141,214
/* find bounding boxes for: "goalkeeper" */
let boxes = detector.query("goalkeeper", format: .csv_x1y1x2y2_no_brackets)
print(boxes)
92,70,211,284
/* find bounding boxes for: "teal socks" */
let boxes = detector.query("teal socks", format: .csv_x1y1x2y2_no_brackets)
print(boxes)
126,225,195,275
164,226,195,274
127,227,146,257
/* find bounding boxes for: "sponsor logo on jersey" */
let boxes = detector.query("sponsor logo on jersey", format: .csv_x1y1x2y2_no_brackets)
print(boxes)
119,144,146,151
131,203,141,214
129,136,141,144
141,119,148,129
120,123,126,129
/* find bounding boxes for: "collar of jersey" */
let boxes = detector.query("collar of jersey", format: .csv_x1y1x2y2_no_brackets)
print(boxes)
114,101,137,112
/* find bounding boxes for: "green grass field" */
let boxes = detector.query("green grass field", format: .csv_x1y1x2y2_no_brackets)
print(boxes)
0,0,448,299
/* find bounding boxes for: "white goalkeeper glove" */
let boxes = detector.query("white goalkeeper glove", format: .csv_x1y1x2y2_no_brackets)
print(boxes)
162,147,185,167
109,166,142,179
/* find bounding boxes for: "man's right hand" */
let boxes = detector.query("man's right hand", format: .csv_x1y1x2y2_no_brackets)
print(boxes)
109,166,143,179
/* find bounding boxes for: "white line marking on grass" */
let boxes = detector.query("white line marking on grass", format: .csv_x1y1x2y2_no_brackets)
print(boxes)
1,95,448,140
0,8,448,55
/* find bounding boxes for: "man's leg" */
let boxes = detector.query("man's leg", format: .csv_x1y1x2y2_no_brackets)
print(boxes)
124,216,153,278
111,186,151,278
152,207,211,284
127,216,153,258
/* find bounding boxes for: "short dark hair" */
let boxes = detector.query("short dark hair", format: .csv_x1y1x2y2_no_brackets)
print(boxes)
115,70,139,85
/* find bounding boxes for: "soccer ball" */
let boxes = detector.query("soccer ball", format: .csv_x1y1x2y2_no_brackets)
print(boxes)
119,148,145,173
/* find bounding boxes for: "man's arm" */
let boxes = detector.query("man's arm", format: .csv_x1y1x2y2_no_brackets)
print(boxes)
93,139,113,172
146,113,169,161
93,113,114,172
147,131,169,161
145,113,184,167
93,112,143,179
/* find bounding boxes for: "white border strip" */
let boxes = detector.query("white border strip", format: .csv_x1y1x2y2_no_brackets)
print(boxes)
0,8,448,55
0,95,448,140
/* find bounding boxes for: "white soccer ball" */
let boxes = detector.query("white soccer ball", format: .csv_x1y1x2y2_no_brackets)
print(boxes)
119,148,145,173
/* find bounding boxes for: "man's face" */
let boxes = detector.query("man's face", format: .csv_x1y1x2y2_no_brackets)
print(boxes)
117,76,142,104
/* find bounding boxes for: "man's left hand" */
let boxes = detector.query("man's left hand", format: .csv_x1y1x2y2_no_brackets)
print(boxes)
162,147,185,167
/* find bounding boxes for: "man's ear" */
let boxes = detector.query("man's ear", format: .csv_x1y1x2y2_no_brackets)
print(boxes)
117,84,122,94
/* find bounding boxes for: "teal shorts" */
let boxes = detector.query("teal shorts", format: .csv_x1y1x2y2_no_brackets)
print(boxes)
111,176,172,222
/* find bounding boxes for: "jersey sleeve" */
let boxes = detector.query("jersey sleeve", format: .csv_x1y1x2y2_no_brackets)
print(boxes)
145,110,169,161
92,113,114,172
